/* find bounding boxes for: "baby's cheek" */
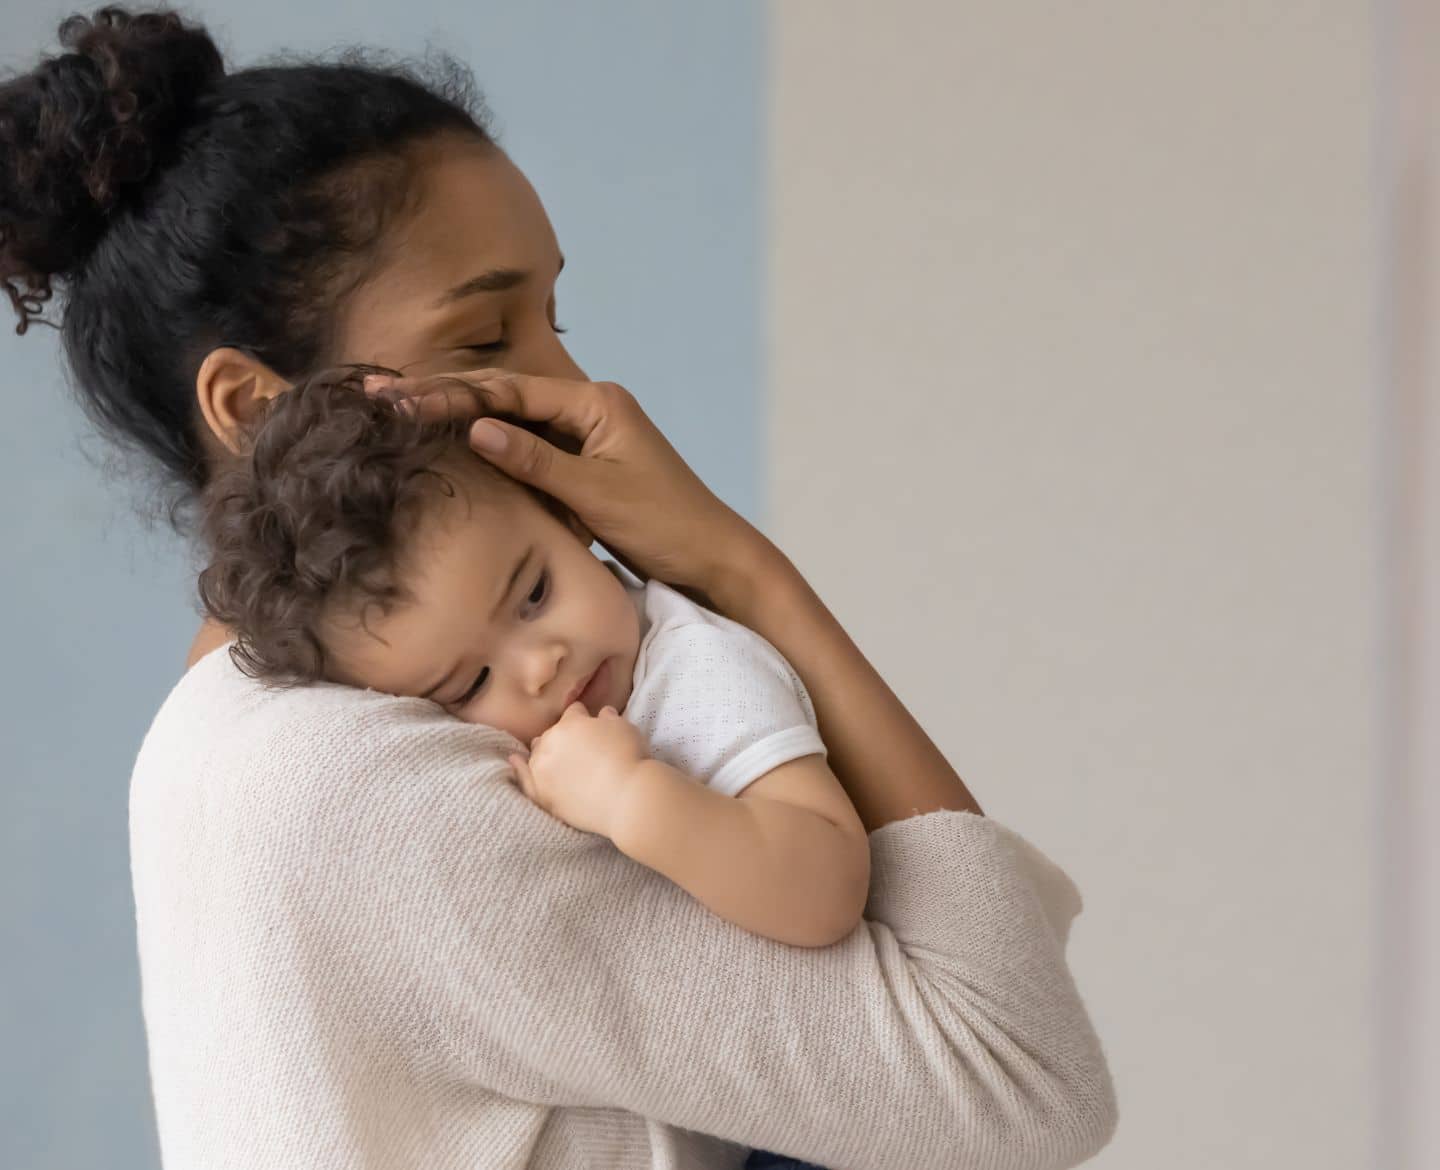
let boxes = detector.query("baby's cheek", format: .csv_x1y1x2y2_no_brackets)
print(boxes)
472,703,561,753
455,702,525,742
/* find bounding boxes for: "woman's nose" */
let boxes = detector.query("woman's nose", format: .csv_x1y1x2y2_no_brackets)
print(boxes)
551,339,586,381
530,330,587,382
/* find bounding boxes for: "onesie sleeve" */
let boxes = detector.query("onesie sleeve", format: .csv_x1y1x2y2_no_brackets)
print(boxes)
308,702,1118,1170
626,620,827,797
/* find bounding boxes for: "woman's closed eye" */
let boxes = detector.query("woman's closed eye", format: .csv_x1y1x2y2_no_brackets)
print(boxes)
461,322,568,355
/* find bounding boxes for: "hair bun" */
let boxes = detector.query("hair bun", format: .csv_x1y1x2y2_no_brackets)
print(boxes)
1,6,224,320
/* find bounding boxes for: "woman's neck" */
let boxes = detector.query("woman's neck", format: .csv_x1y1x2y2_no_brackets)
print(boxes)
186,619,233,671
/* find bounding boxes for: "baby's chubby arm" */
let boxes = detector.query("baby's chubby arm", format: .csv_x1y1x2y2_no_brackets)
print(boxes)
616,754,871,948
509,703,870,948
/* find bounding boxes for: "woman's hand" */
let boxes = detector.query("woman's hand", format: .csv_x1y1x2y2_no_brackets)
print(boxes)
362,368,771,604
362,367,984,830
508,703,650,840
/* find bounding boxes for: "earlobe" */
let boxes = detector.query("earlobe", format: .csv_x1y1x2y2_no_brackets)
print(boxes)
195,346,290,455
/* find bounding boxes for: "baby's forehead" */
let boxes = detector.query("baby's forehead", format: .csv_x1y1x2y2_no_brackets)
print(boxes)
419,453,532,522
451,469,554,536
405,468,553,574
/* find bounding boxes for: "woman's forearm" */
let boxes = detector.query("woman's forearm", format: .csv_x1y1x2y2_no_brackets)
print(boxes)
705,538,983,833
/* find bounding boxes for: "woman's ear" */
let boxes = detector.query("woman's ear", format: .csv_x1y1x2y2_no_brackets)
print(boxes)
195,347,291,456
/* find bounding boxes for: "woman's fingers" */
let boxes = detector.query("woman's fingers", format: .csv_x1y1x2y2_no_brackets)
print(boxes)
361,370,597,465
366,365,757,600
362,373,495,422
458,370,617,448
366,368,624,455
466,416,585,502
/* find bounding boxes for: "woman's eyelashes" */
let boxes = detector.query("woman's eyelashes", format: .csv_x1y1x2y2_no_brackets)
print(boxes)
452,569,550,707
462,322,568,355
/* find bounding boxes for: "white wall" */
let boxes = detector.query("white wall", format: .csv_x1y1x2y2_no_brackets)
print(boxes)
1377,0,1439,1166
767,4,1377,1167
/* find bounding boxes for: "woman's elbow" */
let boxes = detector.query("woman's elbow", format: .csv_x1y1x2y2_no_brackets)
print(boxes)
1076,1066,1121,1161
1026,1060,1120,1168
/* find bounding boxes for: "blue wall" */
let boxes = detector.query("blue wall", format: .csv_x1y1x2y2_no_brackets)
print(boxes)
0,4,762,1165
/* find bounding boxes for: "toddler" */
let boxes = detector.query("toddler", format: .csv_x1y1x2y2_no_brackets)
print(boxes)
198,368,870,950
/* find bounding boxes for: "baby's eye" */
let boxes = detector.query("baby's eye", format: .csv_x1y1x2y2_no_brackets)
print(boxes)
456,666,490,706
524,569,549,611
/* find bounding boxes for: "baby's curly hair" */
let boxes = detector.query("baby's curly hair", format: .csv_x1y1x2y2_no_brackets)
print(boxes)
198,366,503,685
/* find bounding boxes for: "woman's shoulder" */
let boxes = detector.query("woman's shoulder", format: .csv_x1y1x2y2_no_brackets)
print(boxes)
132,642,523,804
145,640,424,745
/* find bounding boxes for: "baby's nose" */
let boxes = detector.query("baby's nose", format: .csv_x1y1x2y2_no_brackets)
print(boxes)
525,644,566,696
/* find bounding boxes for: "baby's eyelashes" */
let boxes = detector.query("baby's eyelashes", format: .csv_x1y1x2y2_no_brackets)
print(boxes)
455,666,490,706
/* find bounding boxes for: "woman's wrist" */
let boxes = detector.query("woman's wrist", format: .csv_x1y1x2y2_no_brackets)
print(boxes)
696,517,795,623
694,528,985,831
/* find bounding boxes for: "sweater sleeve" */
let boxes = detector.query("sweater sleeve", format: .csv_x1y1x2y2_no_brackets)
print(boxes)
221,680,1111,1170
284,696,1117,1170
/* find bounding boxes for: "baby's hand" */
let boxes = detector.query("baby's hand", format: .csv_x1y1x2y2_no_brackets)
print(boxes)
508,702,650,840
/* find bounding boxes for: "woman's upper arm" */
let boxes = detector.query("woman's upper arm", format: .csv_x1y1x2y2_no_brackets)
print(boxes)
341,713,1117,1170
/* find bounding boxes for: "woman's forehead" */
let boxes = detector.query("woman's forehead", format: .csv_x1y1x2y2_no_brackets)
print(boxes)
334,138,561,358
404,139,555,262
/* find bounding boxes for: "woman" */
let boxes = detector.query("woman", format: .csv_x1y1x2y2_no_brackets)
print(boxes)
1,8,1117,1169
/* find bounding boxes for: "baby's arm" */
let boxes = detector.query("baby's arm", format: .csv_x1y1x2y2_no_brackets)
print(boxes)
613,754,871,948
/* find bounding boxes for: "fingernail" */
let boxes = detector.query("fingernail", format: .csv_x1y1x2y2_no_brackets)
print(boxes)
363,374,394,393
471,420,508,454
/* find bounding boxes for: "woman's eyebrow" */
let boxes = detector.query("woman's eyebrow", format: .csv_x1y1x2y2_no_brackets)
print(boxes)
430,252,566,309
432,267,525,308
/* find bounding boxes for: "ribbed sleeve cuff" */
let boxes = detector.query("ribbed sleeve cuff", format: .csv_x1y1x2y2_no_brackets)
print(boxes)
865,809,1083,944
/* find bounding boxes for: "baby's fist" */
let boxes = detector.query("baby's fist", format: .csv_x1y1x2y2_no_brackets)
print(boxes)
509,703,649,839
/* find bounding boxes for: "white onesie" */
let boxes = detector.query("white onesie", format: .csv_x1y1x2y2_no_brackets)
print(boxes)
605,562,828,797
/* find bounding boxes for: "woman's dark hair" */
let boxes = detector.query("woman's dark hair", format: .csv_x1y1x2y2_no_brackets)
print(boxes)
0,5,496,512
198,366,496,685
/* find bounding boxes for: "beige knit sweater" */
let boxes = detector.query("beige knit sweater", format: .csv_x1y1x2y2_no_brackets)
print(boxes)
129,644,1117,1169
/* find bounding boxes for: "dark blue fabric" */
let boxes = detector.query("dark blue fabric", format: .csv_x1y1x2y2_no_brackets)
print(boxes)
743,1148,828,1170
